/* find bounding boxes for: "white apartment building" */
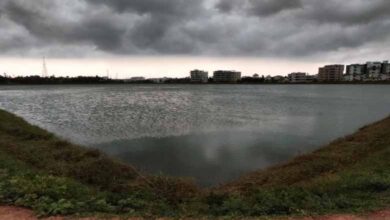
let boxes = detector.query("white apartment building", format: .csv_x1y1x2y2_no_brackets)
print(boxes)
190,70,209,83
345,64,365,81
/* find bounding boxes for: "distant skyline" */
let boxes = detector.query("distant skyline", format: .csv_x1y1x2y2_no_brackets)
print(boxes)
1,56,389,79
1,0,390,77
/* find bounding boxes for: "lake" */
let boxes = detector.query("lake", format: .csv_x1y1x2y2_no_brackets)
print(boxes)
1,84,390,186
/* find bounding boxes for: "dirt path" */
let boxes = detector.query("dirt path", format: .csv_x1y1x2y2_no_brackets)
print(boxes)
0,206,39,220
0,206,123,220
285,210,390,220
0,206,389,220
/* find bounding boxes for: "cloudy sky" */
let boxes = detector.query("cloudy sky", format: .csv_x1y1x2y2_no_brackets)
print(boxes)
0,0,389,77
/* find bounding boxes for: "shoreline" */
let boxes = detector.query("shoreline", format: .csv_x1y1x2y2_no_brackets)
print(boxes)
0,109,389,217
1,81,390,85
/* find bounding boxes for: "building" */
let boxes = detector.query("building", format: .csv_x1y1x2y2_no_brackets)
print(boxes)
320,61,389,82
318,65,344,82
381,61,390,74
344,60,390,81
213,70,241,83
345,64,365,81
366,61,382,80
190,70,208,83
381,61,390,81
288,72,308,83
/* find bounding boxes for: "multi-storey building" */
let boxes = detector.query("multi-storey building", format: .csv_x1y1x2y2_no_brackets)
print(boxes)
345,64,365,81
190,70,209,83
366,61,382,80
213,70,241,83
318,65,344,82
381,61,390,80
382,61,390,74
288,72,308,83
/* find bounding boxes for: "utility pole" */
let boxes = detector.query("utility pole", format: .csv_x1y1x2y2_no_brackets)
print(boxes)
42,57,48,77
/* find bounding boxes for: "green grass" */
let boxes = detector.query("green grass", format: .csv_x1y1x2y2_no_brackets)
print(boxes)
0,149,189,217
0,108,389,218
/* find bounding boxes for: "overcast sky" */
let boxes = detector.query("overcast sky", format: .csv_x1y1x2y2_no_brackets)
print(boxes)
0,0,389,77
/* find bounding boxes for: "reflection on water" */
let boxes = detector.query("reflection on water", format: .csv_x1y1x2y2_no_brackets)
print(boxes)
1,85,390,185
96,131,319,186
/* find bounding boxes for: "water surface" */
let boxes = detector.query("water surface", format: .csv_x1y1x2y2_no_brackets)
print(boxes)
1,84,389,186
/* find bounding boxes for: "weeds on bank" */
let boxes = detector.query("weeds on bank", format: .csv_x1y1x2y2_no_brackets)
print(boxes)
0,149,200,217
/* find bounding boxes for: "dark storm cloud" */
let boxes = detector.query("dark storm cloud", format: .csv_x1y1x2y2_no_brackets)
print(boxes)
0,0,390,58
248,0,302,17
3,0,126,51
302,0,390,25
85,0,205,54
215,0,239,13
215,0,302,16
88,0,201,16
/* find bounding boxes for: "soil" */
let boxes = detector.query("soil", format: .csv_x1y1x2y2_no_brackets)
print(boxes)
0,206,389,220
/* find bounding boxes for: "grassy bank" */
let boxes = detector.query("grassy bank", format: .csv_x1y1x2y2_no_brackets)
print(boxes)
0,109,389,218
